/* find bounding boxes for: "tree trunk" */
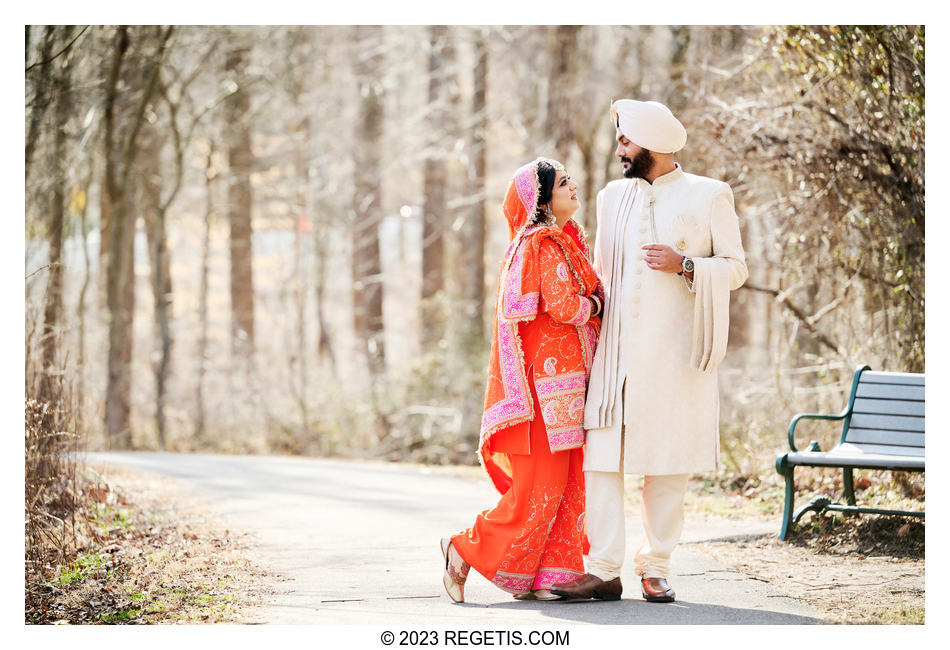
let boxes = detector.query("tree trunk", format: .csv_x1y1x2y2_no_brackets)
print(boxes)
224,45,255,356
313,202,337,378
103,26,171,449
421,25,453,347
25,26,55,185
102,27,134,449
196,142,216,442
76,167,92,437
291,111,311,433
457,28,490,449
41,26,73,385
462,30,487,351
352,25,386,376
98,163,112,311
546,26,582,162
141,121,173,448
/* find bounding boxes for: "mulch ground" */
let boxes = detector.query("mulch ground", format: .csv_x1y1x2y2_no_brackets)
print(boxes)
686,513,924,624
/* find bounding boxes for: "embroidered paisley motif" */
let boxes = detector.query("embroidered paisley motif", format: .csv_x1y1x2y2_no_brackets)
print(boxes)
534,371,587,451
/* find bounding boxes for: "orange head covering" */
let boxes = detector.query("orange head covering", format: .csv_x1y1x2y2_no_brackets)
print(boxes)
502,157,565,239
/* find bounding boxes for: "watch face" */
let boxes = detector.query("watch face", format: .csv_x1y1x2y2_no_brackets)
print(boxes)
684,258,694,272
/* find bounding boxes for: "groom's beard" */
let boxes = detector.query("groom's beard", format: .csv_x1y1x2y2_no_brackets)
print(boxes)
622,148,654,179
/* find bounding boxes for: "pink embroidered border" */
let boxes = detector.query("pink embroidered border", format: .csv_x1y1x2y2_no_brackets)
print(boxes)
480,236,537,440
480,319,532,439
547,428,585,451
492,571,535,595
501,235,539,321
581,322,597,377
534,567,583,591
536,372,586,451
534,372,586,398
514,165,538,218
567,296,592,326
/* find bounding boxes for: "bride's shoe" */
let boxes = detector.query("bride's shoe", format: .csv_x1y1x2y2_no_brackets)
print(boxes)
440,537,469,603
514,589,562,601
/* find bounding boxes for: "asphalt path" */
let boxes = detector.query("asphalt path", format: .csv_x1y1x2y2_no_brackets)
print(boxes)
84,452,821,625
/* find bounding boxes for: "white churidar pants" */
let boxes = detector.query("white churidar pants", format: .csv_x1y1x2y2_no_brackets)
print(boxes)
585,470,689,581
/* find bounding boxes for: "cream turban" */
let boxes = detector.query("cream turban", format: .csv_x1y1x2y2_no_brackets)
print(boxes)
610,99,687,154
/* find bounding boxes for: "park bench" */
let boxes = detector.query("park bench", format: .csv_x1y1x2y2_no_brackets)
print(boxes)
775,364,924,540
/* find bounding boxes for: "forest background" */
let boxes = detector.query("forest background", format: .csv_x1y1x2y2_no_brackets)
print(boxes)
24,25,924,530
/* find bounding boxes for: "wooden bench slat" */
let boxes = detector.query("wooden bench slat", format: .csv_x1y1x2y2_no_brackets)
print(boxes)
855,383,925,400
834,442,926,458
849,412,925,432
845,428,925,447
860,372,925,385
852,397,925,417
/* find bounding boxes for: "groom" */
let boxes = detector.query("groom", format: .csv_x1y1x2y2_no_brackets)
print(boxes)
552,99,748,602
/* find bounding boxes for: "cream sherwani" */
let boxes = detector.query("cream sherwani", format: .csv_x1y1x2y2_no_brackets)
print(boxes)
582,165,747,580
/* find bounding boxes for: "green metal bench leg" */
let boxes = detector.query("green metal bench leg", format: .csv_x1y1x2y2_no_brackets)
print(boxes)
779,464,795,541
843,468,856,506
793,496,832,524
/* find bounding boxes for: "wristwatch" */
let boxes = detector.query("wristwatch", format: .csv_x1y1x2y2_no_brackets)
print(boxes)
679,256,694,275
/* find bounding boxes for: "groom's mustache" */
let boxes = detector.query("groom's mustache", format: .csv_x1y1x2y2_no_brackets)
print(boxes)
620,157,632,164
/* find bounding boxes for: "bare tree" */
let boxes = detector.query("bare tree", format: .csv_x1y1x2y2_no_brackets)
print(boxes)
25,27,56,182
75,163,93,437
279,26,315,433
40,26,76,387
102,26,173,448
138,118,171,446
545,26,583,162
223,43,256,357
351,26,386,376
196,141,217,442
420,25,461,347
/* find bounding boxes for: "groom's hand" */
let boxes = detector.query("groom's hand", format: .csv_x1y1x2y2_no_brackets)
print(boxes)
641,244,682,274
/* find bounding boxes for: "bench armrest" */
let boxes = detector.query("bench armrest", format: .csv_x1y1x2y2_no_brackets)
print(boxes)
785,365,871,452
786,412,847,452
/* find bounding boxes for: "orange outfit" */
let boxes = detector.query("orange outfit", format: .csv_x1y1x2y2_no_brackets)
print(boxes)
451,159,602,595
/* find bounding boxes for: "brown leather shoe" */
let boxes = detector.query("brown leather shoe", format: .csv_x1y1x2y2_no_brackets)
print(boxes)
550,573,622,601
640,577,675,603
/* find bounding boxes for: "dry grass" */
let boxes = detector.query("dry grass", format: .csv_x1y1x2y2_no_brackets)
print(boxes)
26,465,281,624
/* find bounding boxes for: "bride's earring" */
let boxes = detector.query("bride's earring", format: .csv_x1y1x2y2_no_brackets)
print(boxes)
543,205,555,226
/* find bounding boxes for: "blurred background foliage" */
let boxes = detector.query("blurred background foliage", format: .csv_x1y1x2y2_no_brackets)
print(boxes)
25,25,924,491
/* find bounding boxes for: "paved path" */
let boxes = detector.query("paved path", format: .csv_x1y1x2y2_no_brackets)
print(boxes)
85,452,821,625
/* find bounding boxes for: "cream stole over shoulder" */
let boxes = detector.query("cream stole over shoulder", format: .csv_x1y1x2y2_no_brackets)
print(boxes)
584,181,638,431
